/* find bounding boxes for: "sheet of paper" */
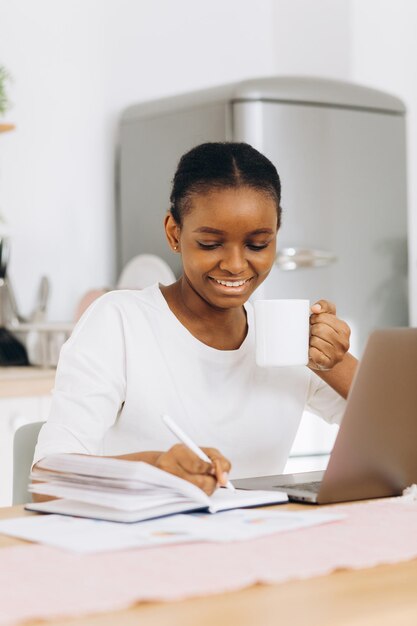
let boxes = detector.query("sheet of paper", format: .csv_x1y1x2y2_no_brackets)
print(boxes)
1,499,417,626
0,514,201,553
190,509,345,541
0,509,342,553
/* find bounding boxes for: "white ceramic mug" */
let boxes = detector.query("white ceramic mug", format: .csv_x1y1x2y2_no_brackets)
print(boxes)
254,299,310,367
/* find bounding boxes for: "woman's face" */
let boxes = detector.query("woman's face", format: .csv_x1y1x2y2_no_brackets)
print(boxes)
166,186,279,310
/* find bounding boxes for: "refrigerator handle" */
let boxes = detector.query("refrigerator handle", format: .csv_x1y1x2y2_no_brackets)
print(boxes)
276,247,338,270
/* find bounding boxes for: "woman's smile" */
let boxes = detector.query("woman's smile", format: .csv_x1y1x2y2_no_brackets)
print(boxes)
208,275,255,295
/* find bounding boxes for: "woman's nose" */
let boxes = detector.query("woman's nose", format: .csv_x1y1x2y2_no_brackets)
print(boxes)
219,247,248,274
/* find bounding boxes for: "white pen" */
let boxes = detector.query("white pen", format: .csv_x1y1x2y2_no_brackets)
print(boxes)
161,413,235,491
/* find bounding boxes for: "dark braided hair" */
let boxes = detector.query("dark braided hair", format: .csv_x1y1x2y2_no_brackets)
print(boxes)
170,142,282,226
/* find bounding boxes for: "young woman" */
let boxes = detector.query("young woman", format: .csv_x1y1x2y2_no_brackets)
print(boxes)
33,142,357,496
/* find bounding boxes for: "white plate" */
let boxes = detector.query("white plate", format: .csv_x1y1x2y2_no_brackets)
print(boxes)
117,254,176,289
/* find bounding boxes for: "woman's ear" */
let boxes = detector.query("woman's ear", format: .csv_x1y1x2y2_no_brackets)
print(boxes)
164,212,181,252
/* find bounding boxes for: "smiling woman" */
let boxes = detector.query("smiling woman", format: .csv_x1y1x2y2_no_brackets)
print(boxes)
163,186,278,350
32,142,356,501
162,143,281,350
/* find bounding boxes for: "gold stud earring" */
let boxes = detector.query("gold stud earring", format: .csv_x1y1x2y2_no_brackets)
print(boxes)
173,245,178,251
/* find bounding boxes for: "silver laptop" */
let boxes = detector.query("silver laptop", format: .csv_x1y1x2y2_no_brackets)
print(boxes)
233,328,417,504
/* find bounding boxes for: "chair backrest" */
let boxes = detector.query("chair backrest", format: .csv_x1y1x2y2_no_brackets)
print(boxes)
13,421,45,505
117,254,175,289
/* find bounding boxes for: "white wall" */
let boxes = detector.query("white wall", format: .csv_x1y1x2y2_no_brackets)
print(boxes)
272,0,351,78
351,0,417,324
0,0,351,320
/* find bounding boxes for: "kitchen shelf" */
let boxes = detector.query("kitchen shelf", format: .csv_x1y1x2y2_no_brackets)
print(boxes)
0,367,55,398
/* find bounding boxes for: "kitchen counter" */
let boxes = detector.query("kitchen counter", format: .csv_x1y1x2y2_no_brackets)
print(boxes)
0,367,56,398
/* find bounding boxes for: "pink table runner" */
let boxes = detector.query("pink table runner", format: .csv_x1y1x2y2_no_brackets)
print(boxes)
1,498,417,625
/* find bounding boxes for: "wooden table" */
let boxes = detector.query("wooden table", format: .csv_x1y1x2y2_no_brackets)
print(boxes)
1,503,417,626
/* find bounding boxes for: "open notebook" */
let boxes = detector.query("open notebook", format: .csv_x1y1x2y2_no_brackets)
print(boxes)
27,454,287,522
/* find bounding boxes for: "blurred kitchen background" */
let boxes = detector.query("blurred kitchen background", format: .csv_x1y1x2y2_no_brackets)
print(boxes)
0,0,416,504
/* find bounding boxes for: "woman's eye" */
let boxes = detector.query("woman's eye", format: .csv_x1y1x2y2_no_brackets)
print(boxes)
197,242,221,250
197,241,270,251
247,243,269,251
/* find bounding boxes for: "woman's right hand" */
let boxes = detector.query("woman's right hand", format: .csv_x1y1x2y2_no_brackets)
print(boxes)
154,444,232,495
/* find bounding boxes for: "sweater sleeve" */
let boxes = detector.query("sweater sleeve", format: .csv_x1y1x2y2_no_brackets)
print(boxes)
33,293,127,466
305,370,347,425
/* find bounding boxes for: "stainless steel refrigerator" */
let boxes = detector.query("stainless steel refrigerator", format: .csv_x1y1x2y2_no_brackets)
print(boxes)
117,76,408,460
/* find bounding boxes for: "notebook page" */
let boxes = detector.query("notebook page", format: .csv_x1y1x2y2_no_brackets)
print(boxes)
26,498,202,522
208,488,288,512
28,483,199,512
36,454,201,490
33,454,212,508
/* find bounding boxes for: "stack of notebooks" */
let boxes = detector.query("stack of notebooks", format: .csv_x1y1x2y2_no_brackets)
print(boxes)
28,454,288,522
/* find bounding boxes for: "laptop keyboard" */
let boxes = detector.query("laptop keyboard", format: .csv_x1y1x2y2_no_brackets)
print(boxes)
277,481,322,494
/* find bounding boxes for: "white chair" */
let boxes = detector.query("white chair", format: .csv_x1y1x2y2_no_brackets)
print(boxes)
13,421,45,505
117,254,175,289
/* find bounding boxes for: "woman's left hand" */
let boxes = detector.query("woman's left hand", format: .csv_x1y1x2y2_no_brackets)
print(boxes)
308,300,350,371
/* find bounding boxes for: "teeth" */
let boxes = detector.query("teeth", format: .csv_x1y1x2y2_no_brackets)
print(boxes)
215,279,248,287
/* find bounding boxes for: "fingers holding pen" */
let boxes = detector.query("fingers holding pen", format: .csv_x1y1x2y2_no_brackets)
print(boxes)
155,444,232,495
156,445,216,495
181,445,231,491
158,416,233,494
173,444,212,475
203,447,232,487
